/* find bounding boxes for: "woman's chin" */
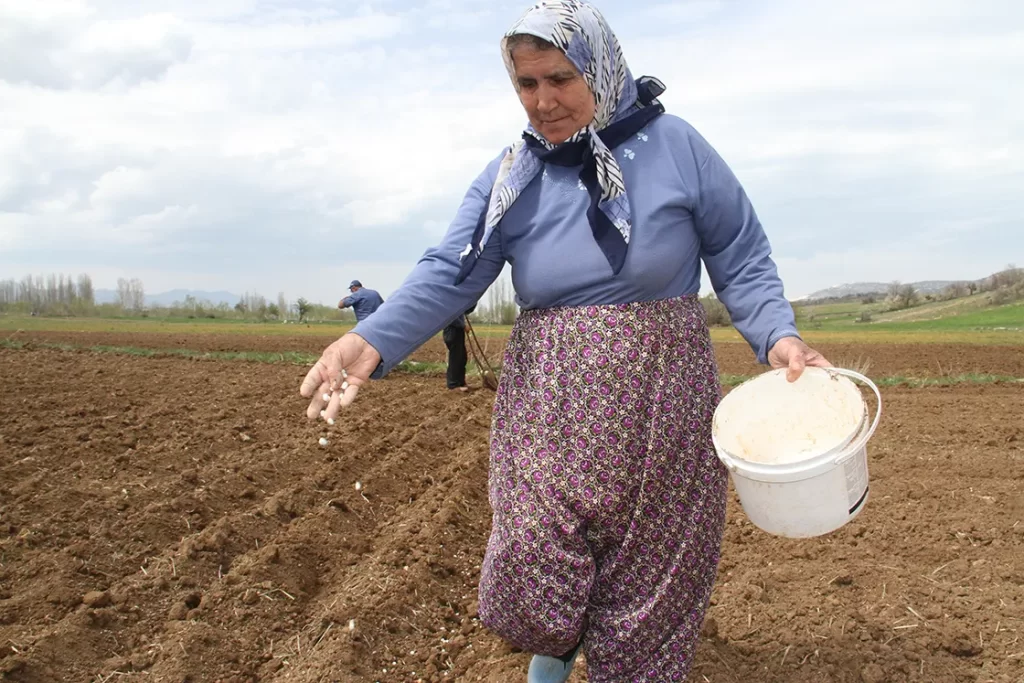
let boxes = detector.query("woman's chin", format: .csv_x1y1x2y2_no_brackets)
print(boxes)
542,129,571,145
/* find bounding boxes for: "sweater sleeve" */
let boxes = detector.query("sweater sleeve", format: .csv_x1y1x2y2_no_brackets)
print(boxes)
692,140,800,364
351,157,506,377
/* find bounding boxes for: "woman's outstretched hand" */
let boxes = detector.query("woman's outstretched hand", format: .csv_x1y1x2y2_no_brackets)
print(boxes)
300,333,381,420
768,336,831,382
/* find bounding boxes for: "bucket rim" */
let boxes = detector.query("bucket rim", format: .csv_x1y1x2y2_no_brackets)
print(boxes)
713,367,883,477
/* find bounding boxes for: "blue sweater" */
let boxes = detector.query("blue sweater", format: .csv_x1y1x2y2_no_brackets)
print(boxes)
342,288,384,322
354,115,798,376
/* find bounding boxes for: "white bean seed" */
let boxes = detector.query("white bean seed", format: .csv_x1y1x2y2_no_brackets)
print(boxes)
318,437,328,447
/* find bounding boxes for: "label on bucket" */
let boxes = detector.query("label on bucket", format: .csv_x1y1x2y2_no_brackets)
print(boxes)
843,457,869,514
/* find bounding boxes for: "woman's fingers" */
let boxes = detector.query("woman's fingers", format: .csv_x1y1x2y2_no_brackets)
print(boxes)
306,378,330,420
786,349,807,382
321,370,360,421
808,354,833,368
299,361,327,399
340,383,360,408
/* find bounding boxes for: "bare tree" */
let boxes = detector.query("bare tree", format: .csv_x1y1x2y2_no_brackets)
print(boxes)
240,291,268,319
884,280,918,310
118,278,145,312
130,278,145,311
0,279,15,306
997,264,1022,288
277,292,288,321
77,274,95,305
116,278,131,309
895,284,918,310
484,272,518,324
942,282,969,301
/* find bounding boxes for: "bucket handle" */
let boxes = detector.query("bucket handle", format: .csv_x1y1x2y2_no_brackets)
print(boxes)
825,368,883,465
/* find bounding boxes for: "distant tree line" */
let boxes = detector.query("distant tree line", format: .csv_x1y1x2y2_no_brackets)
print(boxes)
882,264,1023,312
0,273,356,323
5,265,1019,325
0,274,98,315
984,265,1024,305
163,291,352,323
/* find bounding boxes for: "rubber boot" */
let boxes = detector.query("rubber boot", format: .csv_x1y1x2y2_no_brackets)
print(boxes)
527,644,580,683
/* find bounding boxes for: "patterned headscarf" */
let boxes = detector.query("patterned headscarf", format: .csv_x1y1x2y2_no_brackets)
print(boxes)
456,0,663,282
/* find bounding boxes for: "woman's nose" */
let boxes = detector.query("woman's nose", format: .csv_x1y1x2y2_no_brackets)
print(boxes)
535,85,558,114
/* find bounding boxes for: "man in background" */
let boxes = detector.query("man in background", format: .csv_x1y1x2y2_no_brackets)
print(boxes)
443,304,476,392
338,280,384,322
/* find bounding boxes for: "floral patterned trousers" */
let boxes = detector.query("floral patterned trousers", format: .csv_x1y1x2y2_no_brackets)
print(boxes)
478,297,729,683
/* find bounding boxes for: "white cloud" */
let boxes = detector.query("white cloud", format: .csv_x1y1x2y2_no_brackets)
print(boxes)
29,190,80,215
189,13,404,54
90,166,148,206
74,14,193,86
0,2,193,89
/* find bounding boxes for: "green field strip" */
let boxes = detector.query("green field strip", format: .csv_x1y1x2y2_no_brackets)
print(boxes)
3,339,1020,388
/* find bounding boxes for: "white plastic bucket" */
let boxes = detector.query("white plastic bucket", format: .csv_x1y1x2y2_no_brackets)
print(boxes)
712,367,882,538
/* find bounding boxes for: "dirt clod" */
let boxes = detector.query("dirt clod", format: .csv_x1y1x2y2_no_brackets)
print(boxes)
860,663,886,683
82,591,110,608
167,602,190,621
942,635,983,658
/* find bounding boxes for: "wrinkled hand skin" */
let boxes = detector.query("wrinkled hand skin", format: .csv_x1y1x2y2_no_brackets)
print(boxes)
768,336,832,382
300,333,382,420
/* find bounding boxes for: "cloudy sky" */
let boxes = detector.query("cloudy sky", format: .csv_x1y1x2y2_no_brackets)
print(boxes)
1,0,1021,303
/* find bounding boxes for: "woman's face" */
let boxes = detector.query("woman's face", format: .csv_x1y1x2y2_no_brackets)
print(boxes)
511,44,596,145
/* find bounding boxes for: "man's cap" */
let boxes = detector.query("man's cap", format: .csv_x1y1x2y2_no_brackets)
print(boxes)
349,280,362,288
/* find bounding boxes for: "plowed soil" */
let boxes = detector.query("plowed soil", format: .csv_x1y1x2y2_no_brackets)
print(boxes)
7,329,1024,378
1,345,1022,683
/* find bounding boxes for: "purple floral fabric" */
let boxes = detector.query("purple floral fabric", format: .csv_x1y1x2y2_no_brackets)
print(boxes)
478,296,728,682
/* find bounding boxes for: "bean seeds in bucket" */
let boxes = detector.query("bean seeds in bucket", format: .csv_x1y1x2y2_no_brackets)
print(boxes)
711,367,882,538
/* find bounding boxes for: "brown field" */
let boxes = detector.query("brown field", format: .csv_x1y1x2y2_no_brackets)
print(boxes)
1,338,1022,683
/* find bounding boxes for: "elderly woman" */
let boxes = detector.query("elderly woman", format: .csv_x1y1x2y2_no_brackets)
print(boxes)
301,1,828,681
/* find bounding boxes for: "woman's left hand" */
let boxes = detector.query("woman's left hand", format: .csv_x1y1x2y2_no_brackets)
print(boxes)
768,336,831,382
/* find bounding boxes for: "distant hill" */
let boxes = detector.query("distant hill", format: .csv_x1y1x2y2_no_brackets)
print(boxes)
803,280,970,302
94,289,241,307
